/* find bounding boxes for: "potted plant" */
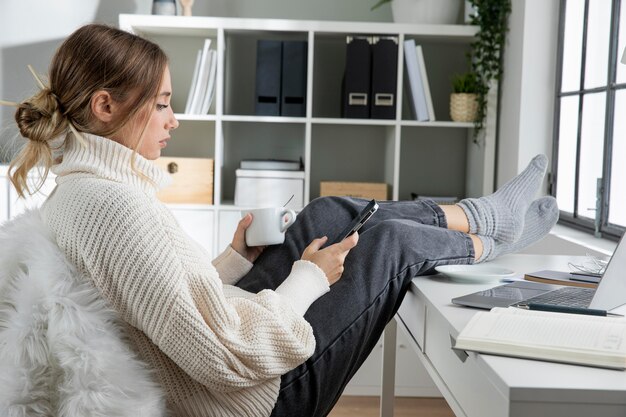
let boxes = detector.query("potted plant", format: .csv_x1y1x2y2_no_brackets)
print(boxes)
450,72,479,122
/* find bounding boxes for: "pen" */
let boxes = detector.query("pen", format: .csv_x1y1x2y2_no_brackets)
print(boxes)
522,303,614,316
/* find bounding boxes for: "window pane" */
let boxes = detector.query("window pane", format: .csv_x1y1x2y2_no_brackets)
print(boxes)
609,90,626,227
578,92,606,221
561,0,585,92
584,0,612,89
556,95,580,214
616,0,626,83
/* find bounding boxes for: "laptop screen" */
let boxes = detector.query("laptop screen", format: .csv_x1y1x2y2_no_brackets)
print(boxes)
589,233,626,310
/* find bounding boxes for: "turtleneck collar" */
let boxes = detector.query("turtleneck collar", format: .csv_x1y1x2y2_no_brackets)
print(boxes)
51,133,171,195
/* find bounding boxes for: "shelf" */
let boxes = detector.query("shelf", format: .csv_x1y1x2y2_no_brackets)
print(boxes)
312,118,474,128
400,120,474,128
120,15,219,37
221,115,306,123
121,14,478,40
205,117,475,128
175,113,217,121
219,201,303,212
311,117,396,126
218,202,239,210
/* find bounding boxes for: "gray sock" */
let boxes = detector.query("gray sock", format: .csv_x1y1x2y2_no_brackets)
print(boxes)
476,196,559,263
458,154,548,243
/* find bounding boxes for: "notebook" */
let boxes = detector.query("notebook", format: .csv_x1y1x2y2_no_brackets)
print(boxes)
452,233,626,312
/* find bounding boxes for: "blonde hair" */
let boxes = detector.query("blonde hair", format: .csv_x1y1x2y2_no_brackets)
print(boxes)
9,24,168,197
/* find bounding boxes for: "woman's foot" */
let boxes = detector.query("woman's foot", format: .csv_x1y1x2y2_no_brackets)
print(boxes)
458,154,548,243
476,196,559,263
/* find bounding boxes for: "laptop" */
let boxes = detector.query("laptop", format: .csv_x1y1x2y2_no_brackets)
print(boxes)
452,233,626,312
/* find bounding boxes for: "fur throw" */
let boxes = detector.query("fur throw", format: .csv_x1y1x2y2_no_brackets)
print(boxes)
0,210,166,417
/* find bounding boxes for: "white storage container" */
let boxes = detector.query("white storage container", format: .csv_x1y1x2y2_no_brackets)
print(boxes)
234,169,305,208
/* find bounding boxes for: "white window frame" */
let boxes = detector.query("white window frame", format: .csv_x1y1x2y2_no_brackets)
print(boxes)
553,0,625,240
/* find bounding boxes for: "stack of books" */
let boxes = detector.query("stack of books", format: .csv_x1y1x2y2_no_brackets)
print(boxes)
185,39,218,115
404,39,435,122
523,269,601,288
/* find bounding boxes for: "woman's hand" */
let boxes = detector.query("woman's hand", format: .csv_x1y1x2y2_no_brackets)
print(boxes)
231,213,266,263
301,232,359,285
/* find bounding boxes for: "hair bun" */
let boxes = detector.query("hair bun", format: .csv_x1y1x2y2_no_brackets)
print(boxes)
15,89,67,143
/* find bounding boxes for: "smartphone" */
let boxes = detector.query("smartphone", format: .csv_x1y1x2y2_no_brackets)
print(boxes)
332,199,379,245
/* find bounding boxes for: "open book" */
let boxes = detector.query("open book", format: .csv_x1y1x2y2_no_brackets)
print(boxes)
454,307,626,370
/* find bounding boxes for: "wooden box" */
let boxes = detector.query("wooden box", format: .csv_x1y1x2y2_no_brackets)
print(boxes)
154,157,214,204
320,181,388,200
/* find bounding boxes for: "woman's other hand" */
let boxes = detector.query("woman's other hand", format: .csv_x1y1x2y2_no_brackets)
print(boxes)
231,213,266,263
301,232,359,285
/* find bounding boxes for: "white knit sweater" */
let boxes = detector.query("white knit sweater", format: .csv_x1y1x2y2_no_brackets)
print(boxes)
41,133,330,417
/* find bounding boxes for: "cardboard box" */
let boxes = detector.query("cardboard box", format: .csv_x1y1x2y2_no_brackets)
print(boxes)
320,181,388,200
155,157,214,204
235,169,304,208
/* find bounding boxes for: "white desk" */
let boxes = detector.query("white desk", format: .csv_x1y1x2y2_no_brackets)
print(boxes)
380,254,626,417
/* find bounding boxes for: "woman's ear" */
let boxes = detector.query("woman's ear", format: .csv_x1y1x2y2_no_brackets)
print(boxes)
90,90,116,123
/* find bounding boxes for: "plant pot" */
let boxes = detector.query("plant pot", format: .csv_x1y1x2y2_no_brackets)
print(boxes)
391,0,462,24
450,93,478,122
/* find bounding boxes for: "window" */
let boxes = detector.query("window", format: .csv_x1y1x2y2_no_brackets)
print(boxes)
553,0,625,239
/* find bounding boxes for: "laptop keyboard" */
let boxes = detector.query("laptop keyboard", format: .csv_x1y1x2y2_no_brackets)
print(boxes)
475,286,537,300
518,286,595,308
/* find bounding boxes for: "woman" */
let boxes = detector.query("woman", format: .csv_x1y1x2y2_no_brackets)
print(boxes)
2,24,557,417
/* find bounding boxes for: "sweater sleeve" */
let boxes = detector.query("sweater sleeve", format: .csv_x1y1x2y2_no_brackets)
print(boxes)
211,245,253,285
69,185,324,392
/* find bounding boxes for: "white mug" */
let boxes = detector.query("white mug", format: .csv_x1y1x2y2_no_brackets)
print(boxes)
242,207,297,246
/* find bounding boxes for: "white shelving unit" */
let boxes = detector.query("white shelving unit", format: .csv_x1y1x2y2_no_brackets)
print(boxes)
119,14,497,259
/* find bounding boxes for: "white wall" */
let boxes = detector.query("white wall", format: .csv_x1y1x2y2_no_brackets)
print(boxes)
497,0,560,190
0,0,392,161
0,1,129,160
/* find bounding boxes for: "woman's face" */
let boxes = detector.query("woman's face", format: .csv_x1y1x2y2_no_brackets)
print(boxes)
112,66,179,160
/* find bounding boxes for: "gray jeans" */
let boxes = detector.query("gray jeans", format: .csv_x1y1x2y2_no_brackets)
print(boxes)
235,196,474,417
